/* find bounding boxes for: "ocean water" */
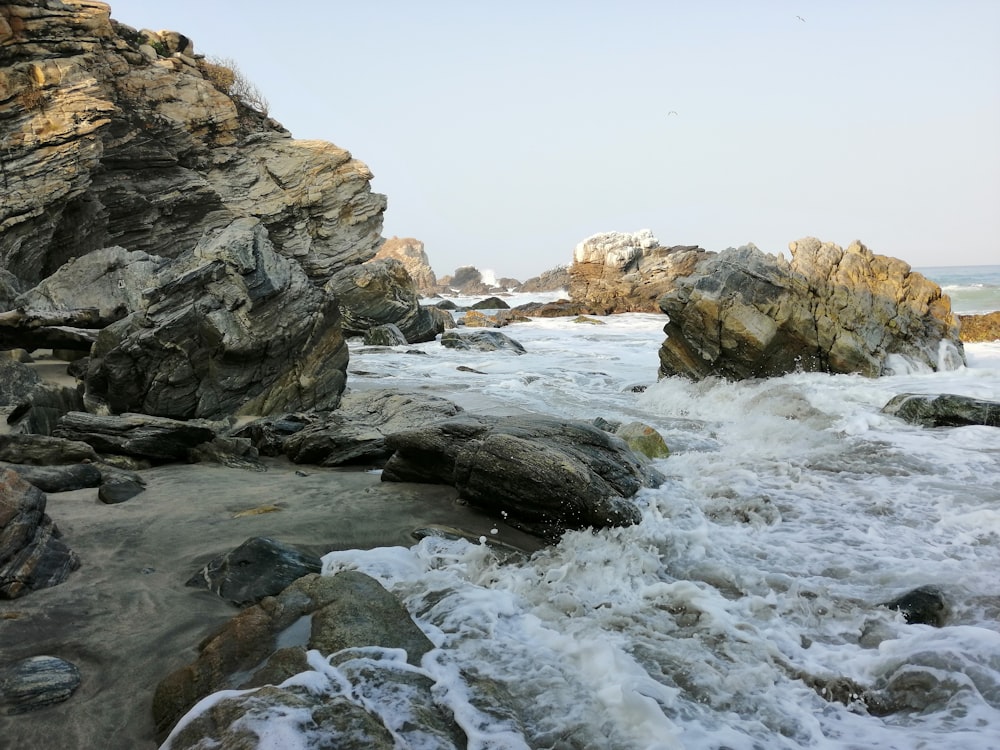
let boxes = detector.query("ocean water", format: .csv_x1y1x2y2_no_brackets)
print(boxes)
165,282,1000,749
916,265,1000,315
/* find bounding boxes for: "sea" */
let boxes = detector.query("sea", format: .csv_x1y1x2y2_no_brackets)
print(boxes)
166,265,1000,750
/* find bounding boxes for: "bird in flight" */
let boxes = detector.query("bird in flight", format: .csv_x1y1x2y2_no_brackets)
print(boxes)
796,15,805,22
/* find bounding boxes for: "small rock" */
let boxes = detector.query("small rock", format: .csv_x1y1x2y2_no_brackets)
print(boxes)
881,585,948,627
0,655,81,715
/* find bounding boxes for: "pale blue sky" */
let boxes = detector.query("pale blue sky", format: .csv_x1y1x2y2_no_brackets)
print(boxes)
106,0,1000,279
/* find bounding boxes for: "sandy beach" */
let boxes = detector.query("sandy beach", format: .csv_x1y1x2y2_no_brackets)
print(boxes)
0,453,539,749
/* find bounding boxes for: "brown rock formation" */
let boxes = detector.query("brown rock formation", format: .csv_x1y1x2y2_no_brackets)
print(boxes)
374,237,438,293
658,239,965,380
569,230,709,313
959,312,1000,342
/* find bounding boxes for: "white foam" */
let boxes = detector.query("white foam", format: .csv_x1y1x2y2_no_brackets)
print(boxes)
172,314,1000,748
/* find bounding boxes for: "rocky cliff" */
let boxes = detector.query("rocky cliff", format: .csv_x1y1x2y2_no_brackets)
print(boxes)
1,0,385,286
0,0,403,417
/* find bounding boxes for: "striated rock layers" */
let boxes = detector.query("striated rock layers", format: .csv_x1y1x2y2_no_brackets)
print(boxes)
657,238,965,380
569,230,710,313
0,0,385,286
0,468,80,599
0,0,395,417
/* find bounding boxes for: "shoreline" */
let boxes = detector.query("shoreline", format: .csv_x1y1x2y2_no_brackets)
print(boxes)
0,459,539,748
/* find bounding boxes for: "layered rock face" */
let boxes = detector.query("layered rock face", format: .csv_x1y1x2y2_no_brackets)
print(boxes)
373,237,437,294
657,239,965,380
0,0,386,286
0,0,398,417
569,230,709,313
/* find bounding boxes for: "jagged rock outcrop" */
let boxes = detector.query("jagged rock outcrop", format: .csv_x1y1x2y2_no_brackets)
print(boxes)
0,0,385,287
80,219,349,419
53,411,216,461
373,237,437,294
0,468,80,599
381,415,661,539
569,230,709,313
658,239,965,380
281,390,464,467
326,258,444,344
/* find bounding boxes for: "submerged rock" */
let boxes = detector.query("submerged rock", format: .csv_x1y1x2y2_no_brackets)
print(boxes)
881,585,948,627
153,571,439,743
658,239,965,380
441,330,526,354
0,469,80,599
0,656,81,715
382,415,661,538
881,393,1000,428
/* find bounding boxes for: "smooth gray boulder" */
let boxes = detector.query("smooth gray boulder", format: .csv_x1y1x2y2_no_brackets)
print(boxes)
382,415,660,538
185,537,322,607
440,330,526,354
0,434,100,466
363,323,408,346
0,462,102,493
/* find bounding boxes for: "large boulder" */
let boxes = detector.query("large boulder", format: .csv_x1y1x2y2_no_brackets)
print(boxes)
373,236,438,294
0,469,80,599
185,536,322,607
657,239,965,380
13,247,169,320
0,2,385,286
281,390,464,466
570,230,709,313
381,415,661,538
326,258,445,344
83,219,349,419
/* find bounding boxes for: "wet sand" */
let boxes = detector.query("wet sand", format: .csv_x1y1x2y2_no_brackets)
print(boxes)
0,458,538,748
